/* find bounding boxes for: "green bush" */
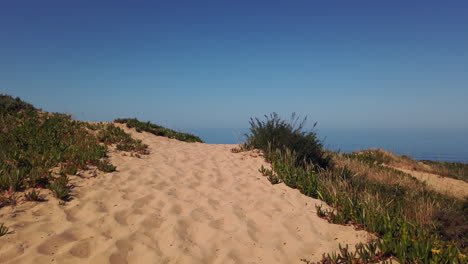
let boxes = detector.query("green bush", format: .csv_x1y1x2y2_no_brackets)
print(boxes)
245,113,330,169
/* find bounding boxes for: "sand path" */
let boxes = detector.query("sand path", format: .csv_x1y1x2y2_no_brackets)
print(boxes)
0,127,370,263
387,166,468,199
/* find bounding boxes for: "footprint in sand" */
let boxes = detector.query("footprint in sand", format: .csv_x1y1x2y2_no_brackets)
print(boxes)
0,244,25,263
166,188,178,198
114,210,129,225
189,207,211,222
188,180,201,189
109,252,128,264
207,198,220,210
247,219,258,242
174,219,192,252
170,204,182,215
37,231,78,255
209,218,224,230
69,239,91,258
108,239,133,264
133,194,155,209
141,214,164,229
156,200,166,209
155,181,169,190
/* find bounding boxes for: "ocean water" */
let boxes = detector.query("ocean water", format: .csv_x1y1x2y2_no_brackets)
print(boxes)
189,128,468,163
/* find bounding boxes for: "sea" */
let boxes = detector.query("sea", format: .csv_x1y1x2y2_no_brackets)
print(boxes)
188,128,468,163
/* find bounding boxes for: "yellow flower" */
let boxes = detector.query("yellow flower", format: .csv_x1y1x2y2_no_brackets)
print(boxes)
431,249,441,255
459,253,466,259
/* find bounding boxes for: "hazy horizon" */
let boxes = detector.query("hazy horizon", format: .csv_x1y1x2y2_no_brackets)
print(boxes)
189,127,468,162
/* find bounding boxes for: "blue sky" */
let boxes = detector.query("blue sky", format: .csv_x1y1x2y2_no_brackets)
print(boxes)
1,0,467,130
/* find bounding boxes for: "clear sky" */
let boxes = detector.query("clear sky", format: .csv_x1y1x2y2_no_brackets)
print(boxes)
1,0,467,130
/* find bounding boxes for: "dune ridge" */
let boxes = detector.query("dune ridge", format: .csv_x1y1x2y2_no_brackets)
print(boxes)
0,126,370,263
387,165,468,199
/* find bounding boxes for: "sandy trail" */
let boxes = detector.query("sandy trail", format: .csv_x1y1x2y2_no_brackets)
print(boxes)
387,166,468,199
0,127,370,263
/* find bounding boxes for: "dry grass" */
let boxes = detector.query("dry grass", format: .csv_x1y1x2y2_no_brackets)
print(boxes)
351,149,468,183
330,151,465,229
332,152,422,189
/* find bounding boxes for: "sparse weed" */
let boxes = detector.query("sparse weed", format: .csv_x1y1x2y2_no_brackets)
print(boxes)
61,162,78,175
231,147,242,153
315,204,328,218
94,160,116,172
259,165,273,176
231,144,250,153
49,176,70,200
259,165,281,184
0,191,17,208
24,189,41,201
268,174,281,184
0,223,10,237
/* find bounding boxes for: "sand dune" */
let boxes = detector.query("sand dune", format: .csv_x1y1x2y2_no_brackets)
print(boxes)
387,165,468,199
0,126,370,263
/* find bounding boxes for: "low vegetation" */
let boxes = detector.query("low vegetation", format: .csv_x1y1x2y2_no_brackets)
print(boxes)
0,223,9,237
420,160,468,183
114,118,203,143
0,95,148,208
239,113,467,263
24,188,41,201
351,148,468,183
96,123,149,154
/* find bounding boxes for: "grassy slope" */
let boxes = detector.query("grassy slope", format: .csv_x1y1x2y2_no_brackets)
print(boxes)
241,113,467,263
0,95,150,203
352,148,468,183
114,118,203,143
